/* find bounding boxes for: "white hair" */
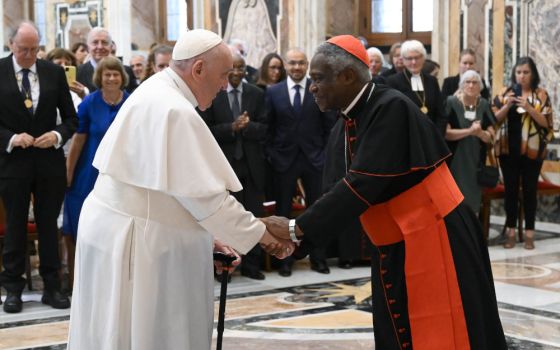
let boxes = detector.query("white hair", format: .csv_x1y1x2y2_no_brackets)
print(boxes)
458,69,482,92
87,27,112,44
366,47,385,65
401,40,426,59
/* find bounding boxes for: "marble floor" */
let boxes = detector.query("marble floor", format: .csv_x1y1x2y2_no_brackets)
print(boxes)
1,216,560,350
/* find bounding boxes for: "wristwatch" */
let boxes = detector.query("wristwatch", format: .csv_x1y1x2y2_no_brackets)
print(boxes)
288,219,300,243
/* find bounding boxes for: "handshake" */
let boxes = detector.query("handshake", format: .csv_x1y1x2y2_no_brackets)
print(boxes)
258,216,302,259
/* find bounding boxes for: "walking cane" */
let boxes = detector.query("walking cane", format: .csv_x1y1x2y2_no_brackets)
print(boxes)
213,252,236,350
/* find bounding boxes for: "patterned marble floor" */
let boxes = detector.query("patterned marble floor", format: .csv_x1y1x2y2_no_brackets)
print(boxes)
1,216,560,350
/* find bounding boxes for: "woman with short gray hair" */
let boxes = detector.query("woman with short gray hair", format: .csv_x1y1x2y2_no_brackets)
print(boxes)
445,70,496,213
386,40,446,135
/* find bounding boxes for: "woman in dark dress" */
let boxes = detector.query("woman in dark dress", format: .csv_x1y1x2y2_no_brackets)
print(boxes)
442,48,490,100
445,70,496,213
493,56,554,249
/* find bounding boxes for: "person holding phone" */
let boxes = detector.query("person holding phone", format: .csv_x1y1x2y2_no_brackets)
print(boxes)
492,56,554,249
46,48,83,111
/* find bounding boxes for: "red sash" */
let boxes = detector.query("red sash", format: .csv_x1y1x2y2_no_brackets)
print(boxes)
360,163,470,350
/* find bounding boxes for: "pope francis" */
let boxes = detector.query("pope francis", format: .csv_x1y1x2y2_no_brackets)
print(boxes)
67,29,291,349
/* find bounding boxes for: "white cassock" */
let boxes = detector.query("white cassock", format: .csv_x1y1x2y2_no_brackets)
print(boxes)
67,68,265,350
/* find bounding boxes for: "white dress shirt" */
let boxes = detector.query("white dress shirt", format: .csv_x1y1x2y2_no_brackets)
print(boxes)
287,76,307,107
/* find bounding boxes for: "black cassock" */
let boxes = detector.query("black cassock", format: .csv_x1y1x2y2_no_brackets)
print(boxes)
296,83,507,350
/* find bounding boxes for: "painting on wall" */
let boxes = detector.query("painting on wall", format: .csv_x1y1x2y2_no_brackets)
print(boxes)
55,0,102,48
220,0,279,68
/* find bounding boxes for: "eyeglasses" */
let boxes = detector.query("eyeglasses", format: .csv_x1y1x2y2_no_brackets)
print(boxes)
287,60,307,67
403,55,423,62
14,45,39,55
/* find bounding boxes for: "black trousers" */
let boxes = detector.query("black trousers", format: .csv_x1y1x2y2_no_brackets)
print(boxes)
274,153,326,265
231,159,264,272
0,176,66,293
499,155,543,230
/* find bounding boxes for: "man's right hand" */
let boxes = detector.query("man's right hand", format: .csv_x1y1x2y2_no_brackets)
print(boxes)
12,133,35,149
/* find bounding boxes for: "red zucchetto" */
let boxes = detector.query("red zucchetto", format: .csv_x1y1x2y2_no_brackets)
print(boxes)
327,35,369,67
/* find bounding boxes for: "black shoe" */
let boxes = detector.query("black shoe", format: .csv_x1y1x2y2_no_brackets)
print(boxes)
3,292,23,313
278,265,292,277
41,289,70,309
311,260,330,274
241,269,265,280
338,260,353,269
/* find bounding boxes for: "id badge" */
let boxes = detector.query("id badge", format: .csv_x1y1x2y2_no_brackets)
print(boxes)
465,111,476,121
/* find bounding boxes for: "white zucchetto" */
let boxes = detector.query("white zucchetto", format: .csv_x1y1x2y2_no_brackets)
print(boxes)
172,29,223,60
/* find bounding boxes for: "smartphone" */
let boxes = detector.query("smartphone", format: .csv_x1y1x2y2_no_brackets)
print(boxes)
64,65,76,85
512,83,522,97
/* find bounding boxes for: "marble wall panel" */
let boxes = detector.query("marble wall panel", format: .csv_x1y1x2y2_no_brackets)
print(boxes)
466,0,487,77
131,0,158,50
528,0,560,129
3,0,26,45
326,0,355,37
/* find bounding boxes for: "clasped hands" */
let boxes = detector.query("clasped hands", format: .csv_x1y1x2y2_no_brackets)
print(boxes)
13,132,57,149
258,216,298,259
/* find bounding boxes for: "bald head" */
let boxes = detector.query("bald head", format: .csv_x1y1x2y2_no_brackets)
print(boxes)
10,21,41,69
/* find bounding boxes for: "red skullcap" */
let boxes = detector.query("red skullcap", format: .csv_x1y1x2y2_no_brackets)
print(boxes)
326,35,369,67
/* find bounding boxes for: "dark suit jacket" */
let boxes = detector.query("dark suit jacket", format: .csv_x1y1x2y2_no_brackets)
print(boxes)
441,74,491,100
386,70,447,135
265,79,335,173
0,56,78,178
199,83,267,191
77,60,138,94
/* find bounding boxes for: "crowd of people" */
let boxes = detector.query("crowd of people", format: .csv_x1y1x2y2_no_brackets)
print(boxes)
0,21,554,344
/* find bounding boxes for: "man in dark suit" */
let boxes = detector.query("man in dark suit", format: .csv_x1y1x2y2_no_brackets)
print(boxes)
77,27,137,94
0,21,77,313
266,48,335,276
199,54,268,280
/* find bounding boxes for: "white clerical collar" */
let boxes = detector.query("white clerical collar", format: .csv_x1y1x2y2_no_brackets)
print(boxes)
411,74,424,91
165,67,199,108
12,55,37,75
343,83,371,115
287,76,307,91
227,83,243,94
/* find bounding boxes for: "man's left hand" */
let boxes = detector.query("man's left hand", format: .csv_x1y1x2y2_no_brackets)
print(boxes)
33,131,58,148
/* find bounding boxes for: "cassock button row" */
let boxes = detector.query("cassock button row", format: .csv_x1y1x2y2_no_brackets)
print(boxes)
398,328,406,334
385,283,392,289
402,342,411,348
389,299,396,304
381,254,387,259
393,313,400,319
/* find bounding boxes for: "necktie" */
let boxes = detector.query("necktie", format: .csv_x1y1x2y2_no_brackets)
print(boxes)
293,85,302,115
21,69,33,114
231,89,243,160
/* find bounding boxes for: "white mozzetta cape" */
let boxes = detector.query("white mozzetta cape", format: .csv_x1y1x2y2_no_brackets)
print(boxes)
93,68,242,197
68,69,265,350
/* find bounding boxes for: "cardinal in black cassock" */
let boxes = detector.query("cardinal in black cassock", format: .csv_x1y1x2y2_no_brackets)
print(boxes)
263,35,507,350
